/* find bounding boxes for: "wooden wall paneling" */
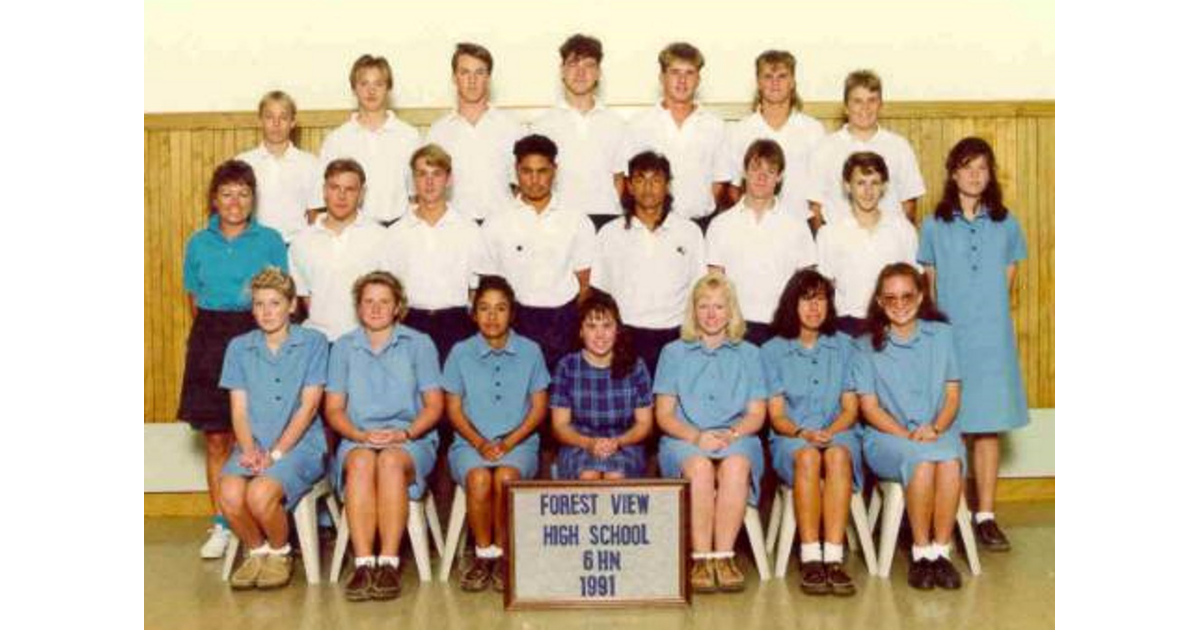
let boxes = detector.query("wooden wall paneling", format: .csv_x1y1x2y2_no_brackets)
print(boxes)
1037,118,1055,406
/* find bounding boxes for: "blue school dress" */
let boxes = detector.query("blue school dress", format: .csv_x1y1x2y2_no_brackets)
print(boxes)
653,338,768,504
443,332,551,483
218,325,328,511
551,352,653,478
918,210,1029,433
327,325,442,500
855,321,966,487
760,333,864,490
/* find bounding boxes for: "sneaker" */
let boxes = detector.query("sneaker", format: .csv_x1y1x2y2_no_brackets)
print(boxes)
200,524,232,559
825,562,856,596
713,557,746,593
799,561,830,595
344,565,375,602
491,558,507,593
460,558,492,592
976,519,1012,552
930,557,962,590
689,558,717,594
908,558,935,590
256,554,293,589
371,564,402,600
229,554,265,590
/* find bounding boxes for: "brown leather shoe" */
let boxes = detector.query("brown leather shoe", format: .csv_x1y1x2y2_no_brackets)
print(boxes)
976,519,1012,552
229,554,265,590
491,558,508,593
799,561,830,595
713,556,746,592
825,562,855,596
689,558,717,594
460,557,492,592
908,559,935,590
931,557,962,590
371,564,402,600
344,565,375,602
255,553,293,589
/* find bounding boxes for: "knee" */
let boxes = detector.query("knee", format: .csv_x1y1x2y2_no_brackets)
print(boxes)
345,453,377,487
493,467,521,489
247,480,283,515
824,447,850,471
378,451,409,482
466,469,493,497
794,448,821,477
936,459,962,480
218,480,245,514
205,433,232,457
683,458,715,485
719,455,751,480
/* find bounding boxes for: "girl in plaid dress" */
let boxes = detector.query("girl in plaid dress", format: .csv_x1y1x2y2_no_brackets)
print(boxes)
551,293,654,479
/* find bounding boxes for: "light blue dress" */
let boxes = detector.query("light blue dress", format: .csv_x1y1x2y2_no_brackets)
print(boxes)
653,339,768,504
855,321,966,487
443,332,551,483
918,210,1029,433
219,326,328,511
760,333,864,490
327,325,442,500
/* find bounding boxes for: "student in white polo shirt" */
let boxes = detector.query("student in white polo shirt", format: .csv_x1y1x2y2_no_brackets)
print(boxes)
314,55,420,227
592,151,705,377
624,42,731,232
382,143,486,364
817,151,918,337
236,91,320,243
289,159,389,341
426,42,525,224
725,50,826,229
706,139,817,346
807,69,925,229
531,34,627,232
482,134,596,372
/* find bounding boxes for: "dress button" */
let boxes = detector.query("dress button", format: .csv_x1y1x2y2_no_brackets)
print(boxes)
495,394,502,401
495,381,501,386
274,395,282,401
275,378,281,383
812,379,819,385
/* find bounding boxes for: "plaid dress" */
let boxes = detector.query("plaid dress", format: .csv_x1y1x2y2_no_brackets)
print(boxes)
551,352,652,478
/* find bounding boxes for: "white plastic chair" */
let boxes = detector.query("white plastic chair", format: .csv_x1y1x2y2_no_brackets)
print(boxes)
329,491,443,583
742,507,772,581
765,485,878,577
867,480,981,578
439,485,470,582
222,479,338,585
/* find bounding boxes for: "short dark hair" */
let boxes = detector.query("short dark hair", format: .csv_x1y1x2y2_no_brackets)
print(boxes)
453,42,494,73
620,151,674,228
473,275,517,319
576,291,637,379
559,34,603,63
770,270,839,339
842,151,890,183
513,134,558,164
324,158,366,186
208,159,257,213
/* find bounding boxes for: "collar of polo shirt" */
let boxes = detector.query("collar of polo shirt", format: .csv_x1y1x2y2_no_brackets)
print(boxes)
475,332,518,357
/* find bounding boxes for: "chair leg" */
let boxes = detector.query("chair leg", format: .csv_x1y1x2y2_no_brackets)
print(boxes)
330,506,350,583
425,493,444,558
867,485,882,533
876,482,906,579
743,508,771,581
293,492,321,585
439,486,468,582
955,493,982,576
773,490,796,578
408,496,432,582
765,486,784,554
850,491,878,576
222,534,240,581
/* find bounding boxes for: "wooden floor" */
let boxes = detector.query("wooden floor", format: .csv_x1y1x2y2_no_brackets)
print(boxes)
144,500,1054,630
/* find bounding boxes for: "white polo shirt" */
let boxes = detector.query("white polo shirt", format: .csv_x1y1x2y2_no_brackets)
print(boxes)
236,143,321,242
807,125,926,225
314,111,420,225
381,206,489,310
592,212,706,330
725,111,826,222
425,106,525,222
624,105,731,220
288,214,389,341
530,101,627,217
816,214,918,318
706,199,818,323
482,196,596,307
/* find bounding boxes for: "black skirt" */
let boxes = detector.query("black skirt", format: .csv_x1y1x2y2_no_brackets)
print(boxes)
177,309,255,432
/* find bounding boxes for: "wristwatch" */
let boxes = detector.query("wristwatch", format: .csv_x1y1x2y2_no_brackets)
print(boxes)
270,449,284,462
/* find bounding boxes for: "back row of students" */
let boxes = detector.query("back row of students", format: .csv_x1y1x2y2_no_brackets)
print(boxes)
178,122,1029,598
239,36,924,243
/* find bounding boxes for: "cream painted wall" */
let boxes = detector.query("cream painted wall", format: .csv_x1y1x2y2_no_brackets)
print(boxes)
144,0,1054,113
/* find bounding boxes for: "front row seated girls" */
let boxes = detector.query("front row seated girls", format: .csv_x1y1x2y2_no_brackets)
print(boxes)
444,276,551,593
856,262,966,591
325,271,444,602
218,268,328,590
761,270,862,596
655,272,767,594
550,292,654,480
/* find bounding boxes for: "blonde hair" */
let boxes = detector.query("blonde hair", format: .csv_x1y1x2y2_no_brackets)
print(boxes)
250,266,296,302
410,143,453,174
680,272,747,343
352,271,408,322
257,90,297,119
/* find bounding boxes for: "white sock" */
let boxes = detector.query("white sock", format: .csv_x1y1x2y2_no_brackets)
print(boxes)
249,543,270,557
800,542,822,563
932,543,951,559
711,550,735,560
911,544,934,561
823,542,845,564
378,555,400,568
691,551,714,560
476,545,503,559
354,556,377,568
267,544,291,556
975,511,996,524
491,545,504,559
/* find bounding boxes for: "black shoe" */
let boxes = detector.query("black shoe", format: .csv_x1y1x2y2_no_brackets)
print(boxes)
344,565,375,602
907,559,935,590
930,557,962,590
976,519,1012,552
825,562,856,596
799,561,830,595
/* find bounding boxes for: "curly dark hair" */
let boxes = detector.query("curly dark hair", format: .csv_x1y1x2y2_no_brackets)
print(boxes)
770,269,838,339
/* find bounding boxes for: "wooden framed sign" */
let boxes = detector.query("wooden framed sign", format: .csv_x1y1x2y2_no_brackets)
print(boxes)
504,480,690,609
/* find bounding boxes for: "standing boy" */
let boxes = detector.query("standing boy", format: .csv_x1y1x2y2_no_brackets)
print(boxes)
236,91,321,242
